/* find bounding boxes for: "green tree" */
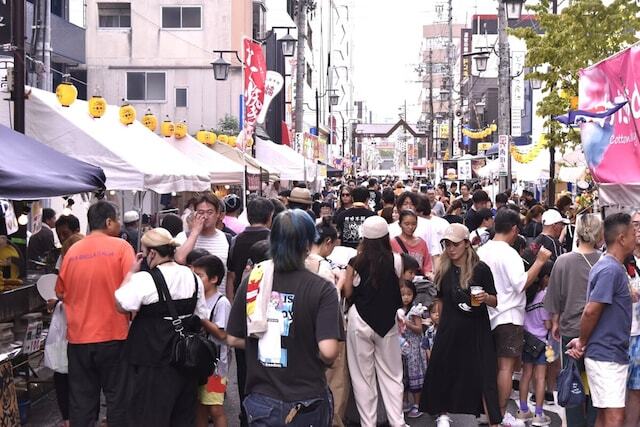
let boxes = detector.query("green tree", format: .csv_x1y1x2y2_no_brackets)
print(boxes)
512,0,640,151
214,114,239,136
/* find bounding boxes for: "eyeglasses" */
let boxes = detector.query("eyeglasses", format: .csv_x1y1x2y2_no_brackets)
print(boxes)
196,210,216,216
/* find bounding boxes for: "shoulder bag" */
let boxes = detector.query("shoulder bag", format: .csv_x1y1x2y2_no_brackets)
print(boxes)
148,268,218,380
523,330,546,358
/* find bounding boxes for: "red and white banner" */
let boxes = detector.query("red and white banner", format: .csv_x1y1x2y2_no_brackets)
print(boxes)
243,38,267,140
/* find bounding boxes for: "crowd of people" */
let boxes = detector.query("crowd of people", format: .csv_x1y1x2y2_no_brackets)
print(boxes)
42,175,640,427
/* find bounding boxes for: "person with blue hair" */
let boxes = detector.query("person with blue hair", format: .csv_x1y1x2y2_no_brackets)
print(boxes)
226,209,343,426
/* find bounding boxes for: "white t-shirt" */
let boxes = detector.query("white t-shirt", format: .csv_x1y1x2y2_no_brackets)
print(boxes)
425,215,449,256
204,291,231,377
192,231,230,295
115,262,209,320
477,240,528,330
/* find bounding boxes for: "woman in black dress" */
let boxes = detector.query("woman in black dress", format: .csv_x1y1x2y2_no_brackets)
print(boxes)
419,223,501,427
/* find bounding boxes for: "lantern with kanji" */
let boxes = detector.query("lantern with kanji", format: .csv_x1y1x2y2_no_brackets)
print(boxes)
88,95,106,118
119,101,136,126
174,121,188,139
142,110,158,132
56,77,77,107
161,117,175,138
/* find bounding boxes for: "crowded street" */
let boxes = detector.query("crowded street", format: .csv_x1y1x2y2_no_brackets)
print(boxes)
1,0,640,426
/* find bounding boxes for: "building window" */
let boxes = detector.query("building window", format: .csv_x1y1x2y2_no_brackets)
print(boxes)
252,1,266,40
161,6,202,29
306,23,313,50
175,88,188,108
306,63,312,87
98,2,131,28
126,72,166,102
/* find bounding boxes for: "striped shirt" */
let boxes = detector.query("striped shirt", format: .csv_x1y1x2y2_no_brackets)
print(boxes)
194,231,230,294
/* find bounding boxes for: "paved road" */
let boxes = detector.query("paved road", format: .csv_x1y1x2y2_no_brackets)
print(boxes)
29,356,564,427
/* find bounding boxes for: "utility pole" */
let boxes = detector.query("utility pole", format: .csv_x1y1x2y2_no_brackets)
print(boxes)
294,1,307,138
547,0,558,207
12,0,25,133
447,0,454,158
428,49,435,162
497,0,511,193
34,0,52,91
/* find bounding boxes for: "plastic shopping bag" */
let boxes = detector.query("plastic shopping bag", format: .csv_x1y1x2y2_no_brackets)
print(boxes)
557,357,585,408
44,302,68,373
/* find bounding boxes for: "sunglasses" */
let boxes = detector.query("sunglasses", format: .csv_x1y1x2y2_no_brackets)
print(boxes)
341,193,351,197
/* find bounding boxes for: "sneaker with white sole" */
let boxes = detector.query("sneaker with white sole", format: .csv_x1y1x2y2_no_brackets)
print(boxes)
477,413,490,425
407,405,423,418
501,412,526,427
403,402,412,413
436,414,452,427
532,414,551,426
516,409,533,421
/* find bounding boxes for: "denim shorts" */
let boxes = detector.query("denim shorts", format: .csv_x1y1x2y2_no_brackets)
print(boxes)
522,348,547,365
243,390,333,426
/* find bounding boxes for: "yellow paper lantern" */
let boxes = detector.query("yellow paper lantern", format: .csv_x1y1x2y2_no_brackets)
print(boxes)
246,136,254,148
56,81,77,107
228,136,237,147
206,131,216,145
88,95,106,118
174,121,188,139
142,110,158,132
161,118,175,138
119,102,136,126
570,96,579,110
196,128,208,143
218,134,229,144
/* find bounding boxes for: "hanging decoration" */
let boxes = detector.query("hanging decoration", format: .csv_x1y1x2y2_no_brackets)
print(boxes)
228,136,237,148
119,101,136,126
55,76,78,107
142,110,158,132
510,135,548,164
174,121,188,139
161,117,175,138
462,123,497,139
88,95,106,118
218,134,229,145
196,127,208,143
246,136,254,148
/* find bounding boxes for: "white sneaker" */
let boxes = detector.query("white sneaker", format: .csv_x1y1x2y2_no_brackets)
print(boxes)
477,413,490,425
532,414,551,426
436,414,452,427
501,412,526,427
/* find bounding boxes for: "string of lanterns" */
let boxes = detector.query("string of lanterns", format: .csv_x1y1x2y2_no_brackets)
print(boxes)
55,80,247,148
510,135,548,164
462,123,497,139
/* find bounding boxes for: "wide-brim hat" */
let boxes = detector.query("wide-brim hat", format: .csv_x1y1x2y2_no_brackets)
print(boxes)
288,187,313,205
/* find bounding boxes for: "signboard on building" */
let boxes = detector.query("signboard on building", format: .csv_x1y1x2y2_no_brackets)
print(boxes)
458,159,472,181
478,142,492,152
511,51,525,137
498,135,509,177
460,28,473,82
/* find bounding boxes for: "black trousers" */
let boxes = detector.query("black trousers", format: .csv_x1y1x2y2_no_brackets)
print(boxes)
236,348,248,427
53,372,69,420
126,364,197,427
67,340,128,427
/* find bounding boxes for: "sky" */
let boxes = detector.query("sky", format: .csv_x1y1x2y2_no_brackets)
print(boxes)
350,0,538,124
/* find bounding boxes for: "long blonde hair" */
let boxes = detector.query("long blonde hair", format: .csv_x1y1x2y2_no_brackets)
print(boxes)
434,240,479,290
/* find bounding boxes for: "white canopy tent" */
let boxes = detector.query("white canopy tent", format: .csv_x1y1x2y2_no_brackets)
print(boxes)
165,135,244,185
0,87,211,193
255,137,316,181
212,142,280,182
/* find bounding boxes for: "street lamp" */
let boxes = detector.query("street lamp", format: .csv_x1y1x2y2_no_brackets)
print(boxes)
329,92,340,106
530,77,542,90
474,53,490,73
211,50,244,81
504,0,526,20
279,31,297,57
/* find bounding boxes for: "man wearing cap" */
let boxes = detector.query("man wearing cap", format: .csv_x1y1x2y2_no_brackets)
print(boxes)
55,201,135,427
120,210,140,251
223,194,248,235
287,187,316,221
335,187,375,249
523,209,569,267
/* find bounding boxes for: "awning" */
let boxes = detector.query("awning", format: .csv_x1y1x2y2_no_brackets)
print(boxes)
255,137,316,181
211,142,280,182
166,136,244,185
0,87,211,193
318,161,343,178
0,124,106,199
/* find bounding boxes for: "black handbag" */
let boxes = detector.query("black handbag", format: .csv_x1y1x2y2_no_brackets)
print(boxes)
523,330,546,358
148,268,218,380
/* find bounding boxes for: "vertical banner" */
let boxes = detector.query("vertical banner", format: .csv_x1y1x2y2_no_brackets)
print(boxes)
243,38,267,142
257,71,284,124
458,159,472,180
498,135,509,177
511,51,525,137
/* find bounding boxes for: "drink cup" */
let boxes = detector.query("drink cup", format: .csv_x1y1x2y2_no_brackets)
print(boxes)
470,286,483,307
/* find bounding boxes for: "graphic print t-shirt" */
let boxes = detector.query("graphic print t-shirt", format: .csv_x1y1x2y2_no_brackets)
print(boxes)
227,269,343,400
335,207,375,249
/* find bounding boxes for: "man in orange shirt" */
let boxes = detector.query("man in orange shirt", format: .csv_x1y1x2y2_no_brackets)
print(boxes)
56,201,135,427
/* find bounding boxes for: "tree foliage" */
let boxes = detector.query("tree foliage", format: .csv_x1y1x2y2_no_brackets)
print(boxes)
512,0,640,150
215,114,239,136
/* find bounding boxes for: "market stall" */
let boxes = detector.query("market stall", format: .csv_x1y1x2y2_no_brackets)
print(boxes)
211,141,281,183
255,137,316,182
0,87,211,193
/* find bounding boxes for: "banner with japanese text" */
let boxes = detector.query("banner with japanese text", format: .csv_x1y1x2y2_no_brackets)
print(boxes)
243,38,267,139
579,44,640,205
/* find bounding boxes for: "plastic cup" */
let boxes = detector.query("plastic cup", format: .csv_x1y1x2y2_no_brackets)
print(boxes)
470,286,483,307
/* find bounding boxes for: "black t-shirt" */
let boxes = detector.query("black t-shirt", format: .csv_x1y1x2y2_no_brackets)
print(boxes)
459,197,473,216
464,207,484,233
228,227,270,292
226,269,343,401
367,189,382,211
335,206,376,249
522,233,564,269
443,214,464,225
349,255,402,337
522,221,542,239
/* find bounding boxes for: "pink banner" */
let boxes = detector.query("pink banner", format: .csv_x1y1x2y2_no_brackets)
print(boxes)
243,38,267,138
579,45,640,184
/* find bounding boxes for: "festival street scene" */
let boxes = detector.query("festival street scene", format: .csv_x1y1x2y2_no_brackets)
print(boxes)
1,0,640,426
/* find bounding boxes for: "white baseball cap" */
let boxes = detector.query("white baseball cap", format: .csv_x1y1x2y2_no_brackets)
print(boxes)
123,210,139,223
541,209,570,226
